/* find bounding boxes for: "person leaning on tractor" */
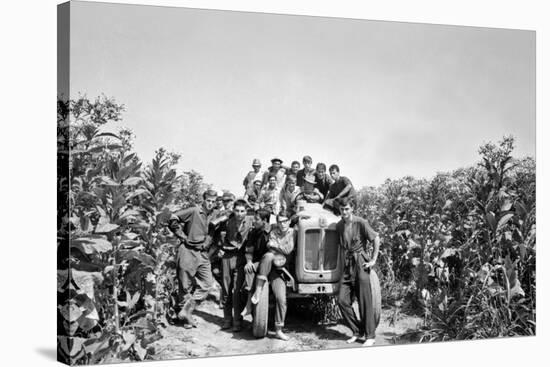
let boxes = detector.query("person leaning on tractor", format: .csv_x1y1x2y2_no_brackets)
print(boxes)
249,211,295,341
168,189,220,328
324,164,357,215
240,208,272,318
335,197,381,347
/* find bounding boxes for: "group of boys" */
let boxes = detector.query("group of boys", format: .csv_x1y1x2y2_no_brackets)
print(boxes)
167,156,380,346
168,189,296,340
242,156,358,217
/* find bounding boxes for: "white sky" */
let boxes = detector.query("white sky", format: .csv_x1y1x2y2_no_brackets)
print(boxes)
70,1,535,196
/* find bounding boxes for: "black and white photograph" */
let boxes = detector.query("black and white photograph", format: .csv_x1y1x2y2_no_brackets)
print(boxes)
56,1,536,365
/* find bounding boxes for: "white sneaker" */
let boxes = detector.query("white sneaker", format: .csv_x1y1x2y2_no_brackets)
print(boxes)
363,338,376,347
346,335,358,344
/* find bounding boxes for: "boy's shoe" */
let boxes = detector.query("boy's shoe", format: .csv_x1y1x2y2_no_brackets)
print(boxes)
232,323,243,332
363,339,376,347
275,329,289,341
346,334,364,344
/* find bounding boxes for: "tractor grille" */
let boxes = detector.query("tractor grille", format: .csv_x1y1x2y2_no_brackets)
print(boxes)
304,229,339,271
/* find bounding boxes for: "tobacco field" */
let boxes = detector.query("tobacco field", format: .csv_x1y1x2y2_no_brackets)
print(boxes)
57,96,536,364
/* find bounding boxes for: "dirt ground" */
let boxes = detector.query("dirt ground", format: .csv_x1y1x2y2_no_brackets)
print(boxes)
149,287,423,361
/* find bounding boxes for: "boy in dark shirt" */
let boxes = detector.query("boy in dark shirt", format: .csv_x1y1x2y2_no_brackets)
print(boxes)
324,164,357,215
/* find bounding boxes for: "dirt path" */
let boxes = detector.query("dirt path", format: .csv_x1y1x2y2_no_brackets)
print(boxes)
150,292,422,360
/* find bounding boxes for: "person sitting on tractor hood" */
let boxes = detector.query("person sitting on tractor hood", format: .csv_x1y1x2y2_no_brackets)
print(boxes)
294,175,324,204
324,164,357,215
296,155,316,187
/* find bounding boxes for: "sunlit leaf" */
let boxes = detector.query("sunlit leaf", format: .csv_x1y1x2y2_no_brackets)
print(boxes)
71,235,112,254
95,223,119,234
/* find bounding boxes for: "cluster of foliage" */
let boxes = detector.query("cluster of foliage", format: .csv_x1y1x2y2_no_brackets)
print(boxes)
356,136,536,340
58,95,536,363
57,96,209,364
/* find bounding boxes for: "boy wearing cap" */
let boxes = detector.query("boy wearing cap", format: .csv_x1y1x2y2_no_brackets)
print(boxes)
294,175,324,204
243,159,265,191
296,155,316,188
168,189,220,328
261,158,288,189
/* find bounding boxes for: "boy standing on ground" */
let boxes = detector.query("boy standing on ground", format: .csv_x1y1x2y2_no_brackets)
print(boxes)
216,199,254,331
169,189,219,328
336,198,380,347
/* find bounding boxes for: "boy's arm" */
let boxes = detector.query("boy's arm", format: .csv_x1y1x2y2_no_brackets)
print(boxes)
335,177,354,199
168,207,195,242
269,230,294,255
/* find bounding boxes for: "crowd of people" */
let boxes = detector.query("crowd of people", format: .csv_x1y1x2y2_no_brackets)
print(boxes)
167,156,380,346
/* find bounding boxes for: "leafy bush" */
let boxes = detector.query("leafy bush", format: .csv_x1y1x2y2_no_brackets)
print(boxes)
57,96,209,364
356,136,535,340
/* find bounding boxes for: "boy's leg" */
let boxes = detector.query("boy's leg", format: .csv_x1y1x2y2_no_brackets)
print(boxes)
176,246,198,322
271,274,289,341
337,279,362,339
232,258,245,330
251,252,275,304
357,267,376,340
220,254,235,328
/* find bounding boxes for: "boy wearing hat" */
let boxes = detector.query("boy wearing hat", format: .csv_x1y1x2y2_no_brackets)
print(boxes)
261,157,288,189
243,159,265,191
294,175,324,204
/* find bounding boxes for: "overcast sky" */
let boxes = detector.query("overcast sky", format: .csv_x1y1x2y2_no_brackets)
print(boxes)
69,1,535,196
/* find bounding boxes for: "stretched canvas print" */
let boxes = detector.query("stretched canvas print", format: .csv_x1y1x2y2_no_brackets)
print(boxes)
57,1,536,365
